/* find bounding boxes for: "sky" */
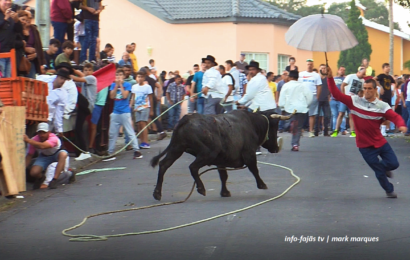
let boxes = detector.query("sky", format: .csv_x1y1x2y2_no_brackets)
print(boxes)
306,0,410,34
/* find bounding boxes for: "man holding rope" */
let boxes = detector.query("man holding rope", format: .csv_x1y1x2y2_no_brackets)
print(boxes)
327,67,407,198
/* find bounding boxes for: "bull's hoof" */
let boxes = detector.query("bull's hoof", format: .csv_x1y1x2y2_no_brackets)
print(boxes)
257,183,268,190
197,187,206,196
221,191,231,197
153,190,162,201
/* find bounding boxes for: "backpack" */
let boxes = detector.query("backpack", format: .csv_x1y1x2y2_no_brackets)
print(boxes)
222,73,236,89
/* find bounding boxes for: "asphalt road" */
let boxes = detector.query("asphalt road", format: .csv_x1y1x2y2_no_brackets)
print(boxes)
1,133,410,260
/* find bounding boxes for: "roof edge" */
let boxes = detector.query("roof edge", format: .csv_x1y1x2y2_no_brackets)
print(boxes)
360,17,410,40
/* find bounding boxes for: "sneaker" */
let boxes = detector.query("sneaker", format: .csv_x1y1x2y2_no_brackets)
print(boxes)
386,171,394,178
140,143,151,149
386,192,397,198
48,179,58,189
133,151,143,159
278,129,284,133
89,148,96,154
102,155,117,162
291,145,299,152
256,147,262,155
277,137,283,153
157,132,167,141
331,130,338,137
350,131,356,138
74,153,91,161
341,131,347,135
125,145,133,151
309,132,315,138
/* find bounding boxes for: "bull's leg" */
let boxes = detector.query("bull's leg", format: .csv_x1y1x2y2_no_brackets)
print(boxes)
188,159,208,197
153,150,184,201
218,169,231,197
245,155,268,190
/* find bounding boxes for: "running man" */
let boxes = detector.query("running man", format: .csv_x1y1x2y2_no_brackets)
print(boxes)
327,67,407,198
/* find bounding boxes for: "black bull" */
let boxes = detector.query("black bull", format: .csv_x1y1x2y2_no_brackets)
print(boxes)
150,109,293,201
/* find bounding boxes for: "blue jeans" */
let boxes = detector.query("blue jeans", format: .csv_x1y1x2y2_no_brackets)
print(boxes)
80,20,99,62
78,35,85,51
406,101,410,134
108,113,139,154
33,150,67,170
330,100,346,131
51,21,68,54
197,97,205,114
0,58,11,78
27,61,36,78
168,103,181,129
359,142,399,193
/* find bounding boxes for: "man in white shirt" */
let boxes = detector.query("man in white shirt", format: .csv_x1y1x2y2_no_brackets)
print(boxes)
334,67,366,138
201,55,227,115
236,61,279,155
225,60,241,108
218,65,235,113
279,70,313,151
46,68,71,134
236,61,276,112
298,59,322,137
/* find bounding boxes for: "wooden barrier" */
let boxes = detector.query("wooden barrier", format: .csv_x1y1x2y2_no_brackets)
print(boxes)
0,107,26,196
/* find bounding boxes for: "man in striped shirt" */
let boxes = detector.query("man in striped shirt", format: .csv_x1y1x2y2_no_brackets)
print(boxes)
327,67,407,198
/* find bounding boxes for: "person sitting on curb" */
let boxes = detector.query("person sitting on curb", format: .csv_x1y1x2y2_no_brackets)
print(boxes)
24,123,69,190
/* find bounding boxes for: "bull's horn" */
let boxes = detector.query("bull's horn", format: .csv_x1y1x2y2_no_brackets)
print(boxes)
270,110,297,120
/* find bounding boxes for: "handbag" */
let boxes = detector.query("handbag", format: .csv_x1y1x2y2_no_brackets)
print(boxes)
19,55,31,74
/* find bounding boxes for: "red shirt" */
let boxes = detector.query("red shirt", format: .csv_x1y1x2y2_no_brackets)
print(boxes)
328,77,406,148
50,0,72,23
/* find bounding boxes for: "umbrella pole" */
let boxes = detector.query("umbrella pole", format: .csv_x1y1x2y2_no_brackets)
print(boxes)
325,52,328,67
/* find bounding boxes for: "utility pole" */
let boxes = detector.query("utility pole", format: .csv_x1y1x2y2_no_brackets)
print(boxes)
388,0,394,75
35,0,50,48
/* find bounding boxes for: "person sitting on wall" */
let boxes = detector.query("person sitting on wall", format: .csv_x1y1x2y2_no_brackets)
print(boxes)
24,123,69,190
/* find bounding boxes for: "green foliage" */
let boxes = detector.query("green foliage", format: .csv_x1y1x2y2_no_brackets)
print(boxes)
396,0,410,8
337,0,373,74
264,0,323,16
265,0,401,30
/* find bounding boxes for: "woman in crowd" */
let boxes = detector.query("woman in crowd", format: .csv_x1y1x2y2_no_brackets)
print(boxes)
285,57,298,72
18,10,44,78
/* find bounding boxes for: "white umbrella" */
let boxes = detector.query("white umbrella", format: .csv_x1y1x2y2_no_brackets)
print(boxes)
285,14,358,64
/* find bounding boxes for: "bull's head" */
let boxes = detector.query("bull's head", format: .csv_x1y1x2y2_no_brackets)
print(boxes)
259,110,296,153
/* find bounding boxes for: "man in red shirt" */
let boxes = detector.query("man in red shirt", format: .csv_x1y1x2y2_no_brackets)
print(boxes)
50,0,73,54
327,67,407,198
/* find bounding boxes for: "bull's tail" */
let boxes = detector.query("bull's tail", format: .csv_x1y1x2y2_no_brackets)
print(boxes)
150,148,169,168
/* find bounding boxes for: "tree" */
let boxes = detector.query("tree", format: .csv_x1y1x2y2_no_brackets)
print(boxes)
338,0,373,74
265,0,401,30
396,0,410,8
264,0,323,16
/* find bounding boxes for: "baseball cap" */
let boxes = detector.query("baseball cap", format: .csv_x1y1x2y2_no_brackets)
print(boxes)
306,59,314,62
37,122,49,132
240,53,246,56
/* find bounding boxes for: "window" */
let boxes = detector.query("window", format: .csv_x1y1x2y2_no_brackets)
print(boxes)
243,53,269,71
278,54,290,75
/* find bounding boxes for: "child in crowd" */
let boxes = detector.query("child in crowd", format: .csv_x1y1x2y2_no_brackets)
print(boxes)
131,71,154,149
166,75,185,130
55,41,74,67
43,38,60,74
107,68,142,160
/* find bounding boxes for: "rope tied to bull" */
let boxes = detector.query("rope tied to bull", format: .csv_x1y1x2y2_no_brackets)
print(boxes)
62,163,300,242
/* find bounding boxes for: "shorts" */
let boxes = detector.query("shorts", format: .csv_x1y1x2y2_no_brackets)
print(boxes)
91,105,104,125
308,95,318,116
135,107,149,122
33,150,67,170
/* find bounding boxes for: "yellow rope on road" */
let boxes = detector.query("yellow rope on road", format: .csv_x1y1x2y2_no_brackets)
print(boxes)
62,162,300,242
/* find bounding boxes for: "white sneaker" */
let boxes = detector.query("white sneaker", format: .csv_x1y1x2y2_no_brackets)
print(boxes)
74,153,92,161
256,151,262,155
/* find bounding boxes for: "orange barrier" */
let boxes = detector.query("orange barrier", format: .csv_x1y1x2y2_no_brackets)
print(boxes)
0,49,49,122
